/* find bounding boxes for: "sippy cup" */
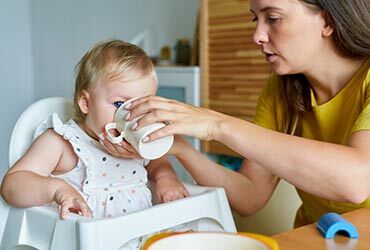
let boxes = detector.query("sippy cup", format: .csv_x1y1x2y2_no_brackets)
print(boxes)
104,98,174,160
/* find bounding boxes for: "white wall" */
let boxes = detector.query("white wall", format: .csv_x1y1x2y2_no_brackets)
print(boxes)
0,0,34,240
31,0,199,100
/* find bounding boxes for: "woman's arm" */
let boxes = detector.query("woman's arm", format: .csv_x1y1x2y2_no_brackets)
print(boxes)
172,136,279,216
127,96,370,204
216,115,370,204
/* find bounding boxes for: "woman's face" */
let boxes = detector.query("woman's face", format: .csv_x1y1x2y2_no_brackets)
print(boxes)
250,0,328,75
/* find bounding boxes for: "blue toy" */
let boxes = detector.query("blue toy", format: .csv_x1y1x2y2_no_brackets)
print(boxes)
316,212,359,239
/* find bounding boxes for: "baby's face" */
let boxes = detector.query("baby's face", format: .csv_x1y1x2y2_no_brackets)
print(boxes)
82,72,157,140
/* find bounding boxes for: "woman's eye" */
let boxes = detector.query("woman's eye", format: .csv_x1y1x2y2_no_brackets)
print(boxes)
113,101,124,108
268,17,280,23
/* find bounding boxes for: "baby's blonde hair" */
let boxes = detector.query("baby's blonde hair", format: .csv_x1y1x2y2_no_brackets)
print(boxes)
74,39,155,122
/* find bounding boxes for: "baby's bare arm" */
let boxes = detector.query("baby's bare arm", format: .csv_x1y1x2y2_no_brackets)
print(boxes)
1,129,92,218
146,157,178,182
1,130,72,206
147,157,189,202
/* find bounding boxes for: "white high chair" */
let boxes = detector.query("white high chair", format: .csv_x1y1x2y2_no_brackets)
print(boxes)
0,97,236,250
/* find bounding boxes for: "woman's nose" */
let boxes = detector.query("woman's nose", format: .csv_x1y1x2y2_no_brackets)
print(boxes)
253,24,268,45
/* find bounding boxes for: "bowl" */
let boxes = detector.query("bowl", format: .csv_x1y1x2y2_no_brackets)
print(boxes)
142,232,279,250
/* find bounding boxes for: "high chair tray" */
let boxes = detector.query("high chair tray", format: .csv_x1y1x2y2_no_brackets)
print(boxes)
1,183,236,250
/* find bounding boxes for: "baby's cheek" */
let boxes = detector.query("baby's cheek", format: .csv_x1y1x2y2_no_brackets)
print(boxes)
101,112,115,126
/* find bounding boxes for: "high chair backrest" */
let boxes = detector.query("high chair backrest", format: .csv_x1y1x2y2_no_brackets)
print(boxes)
9,97,74,166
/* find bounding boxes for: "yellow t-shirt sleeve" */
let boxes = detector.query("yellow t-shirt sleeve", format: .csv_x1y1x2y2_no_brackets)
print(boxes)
253,75,281,131
352,69,370,133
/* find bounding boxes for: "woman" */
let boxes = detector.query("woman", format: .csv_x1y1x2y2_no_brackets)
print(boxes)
109,0,370,227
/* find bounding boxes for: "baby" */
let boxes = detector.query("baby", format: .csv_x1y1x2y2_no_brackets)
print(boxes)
1,39,189,221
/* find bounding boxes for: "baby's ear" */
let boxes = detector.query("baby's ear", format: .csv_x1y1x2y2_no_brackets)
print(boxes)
78,90,90,114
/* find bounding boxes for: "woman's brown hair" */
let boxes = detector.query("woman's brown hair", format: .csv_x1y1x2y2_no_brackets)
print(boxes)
278,0,370,134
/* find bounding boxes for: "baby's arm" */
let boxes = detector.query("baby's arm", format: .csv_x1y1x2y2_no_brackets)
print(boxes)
0,129,91,219
146,157,189,203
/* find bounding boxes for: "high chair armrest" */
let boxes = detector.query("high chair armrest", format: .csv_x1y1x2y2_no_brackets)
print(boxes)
183,182,220,196
1,205,91,250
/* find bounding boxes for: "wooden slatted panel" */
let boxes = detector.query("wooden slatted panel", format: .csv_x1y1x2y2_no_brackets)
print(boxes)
200,0,270,156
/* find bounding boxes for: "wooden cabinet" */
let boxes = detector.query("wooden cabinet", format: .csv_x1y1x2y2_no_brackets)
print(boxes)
200,0,270,156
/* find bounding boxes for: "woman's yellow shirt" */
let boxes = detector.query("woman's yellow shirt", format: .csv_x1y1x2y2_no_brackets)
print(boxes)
254,58,370,226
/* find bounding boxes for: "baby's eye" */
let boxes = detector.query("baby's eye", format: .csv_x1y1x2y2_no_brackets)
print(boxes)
113,101,125,108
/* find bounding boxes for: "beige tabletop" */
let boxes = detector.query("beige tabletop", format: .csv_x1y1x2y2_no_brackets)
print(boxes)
272,207,370,250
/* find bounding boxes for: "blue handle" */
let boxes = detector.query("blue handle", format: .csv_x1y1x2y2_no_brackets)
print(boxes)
316,212,359,239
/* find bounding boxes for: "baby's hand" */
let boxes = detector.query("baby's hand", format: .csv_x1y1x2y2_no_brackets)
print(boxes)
99,132,142,159
155,177,190,203
53,180,92,219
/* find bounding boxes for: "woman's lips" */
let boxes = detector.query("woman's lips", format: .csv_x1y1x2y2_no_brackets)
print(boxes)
265,53,277,63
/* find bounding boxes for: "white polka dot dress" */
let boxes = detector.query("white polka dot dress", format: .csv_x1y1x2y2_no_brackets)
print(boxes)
35,114,152,219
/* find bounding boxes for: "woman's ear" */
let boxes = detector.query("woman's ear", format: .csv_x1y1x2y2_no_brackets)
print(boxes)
321,12,334,37
322,23,334,37
78,90,90,114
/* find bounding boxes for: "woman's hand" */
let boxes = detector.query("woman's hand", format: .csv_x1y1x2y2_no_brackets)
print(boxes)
125,95,226,142
99,132,142,159
53,180,92,219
